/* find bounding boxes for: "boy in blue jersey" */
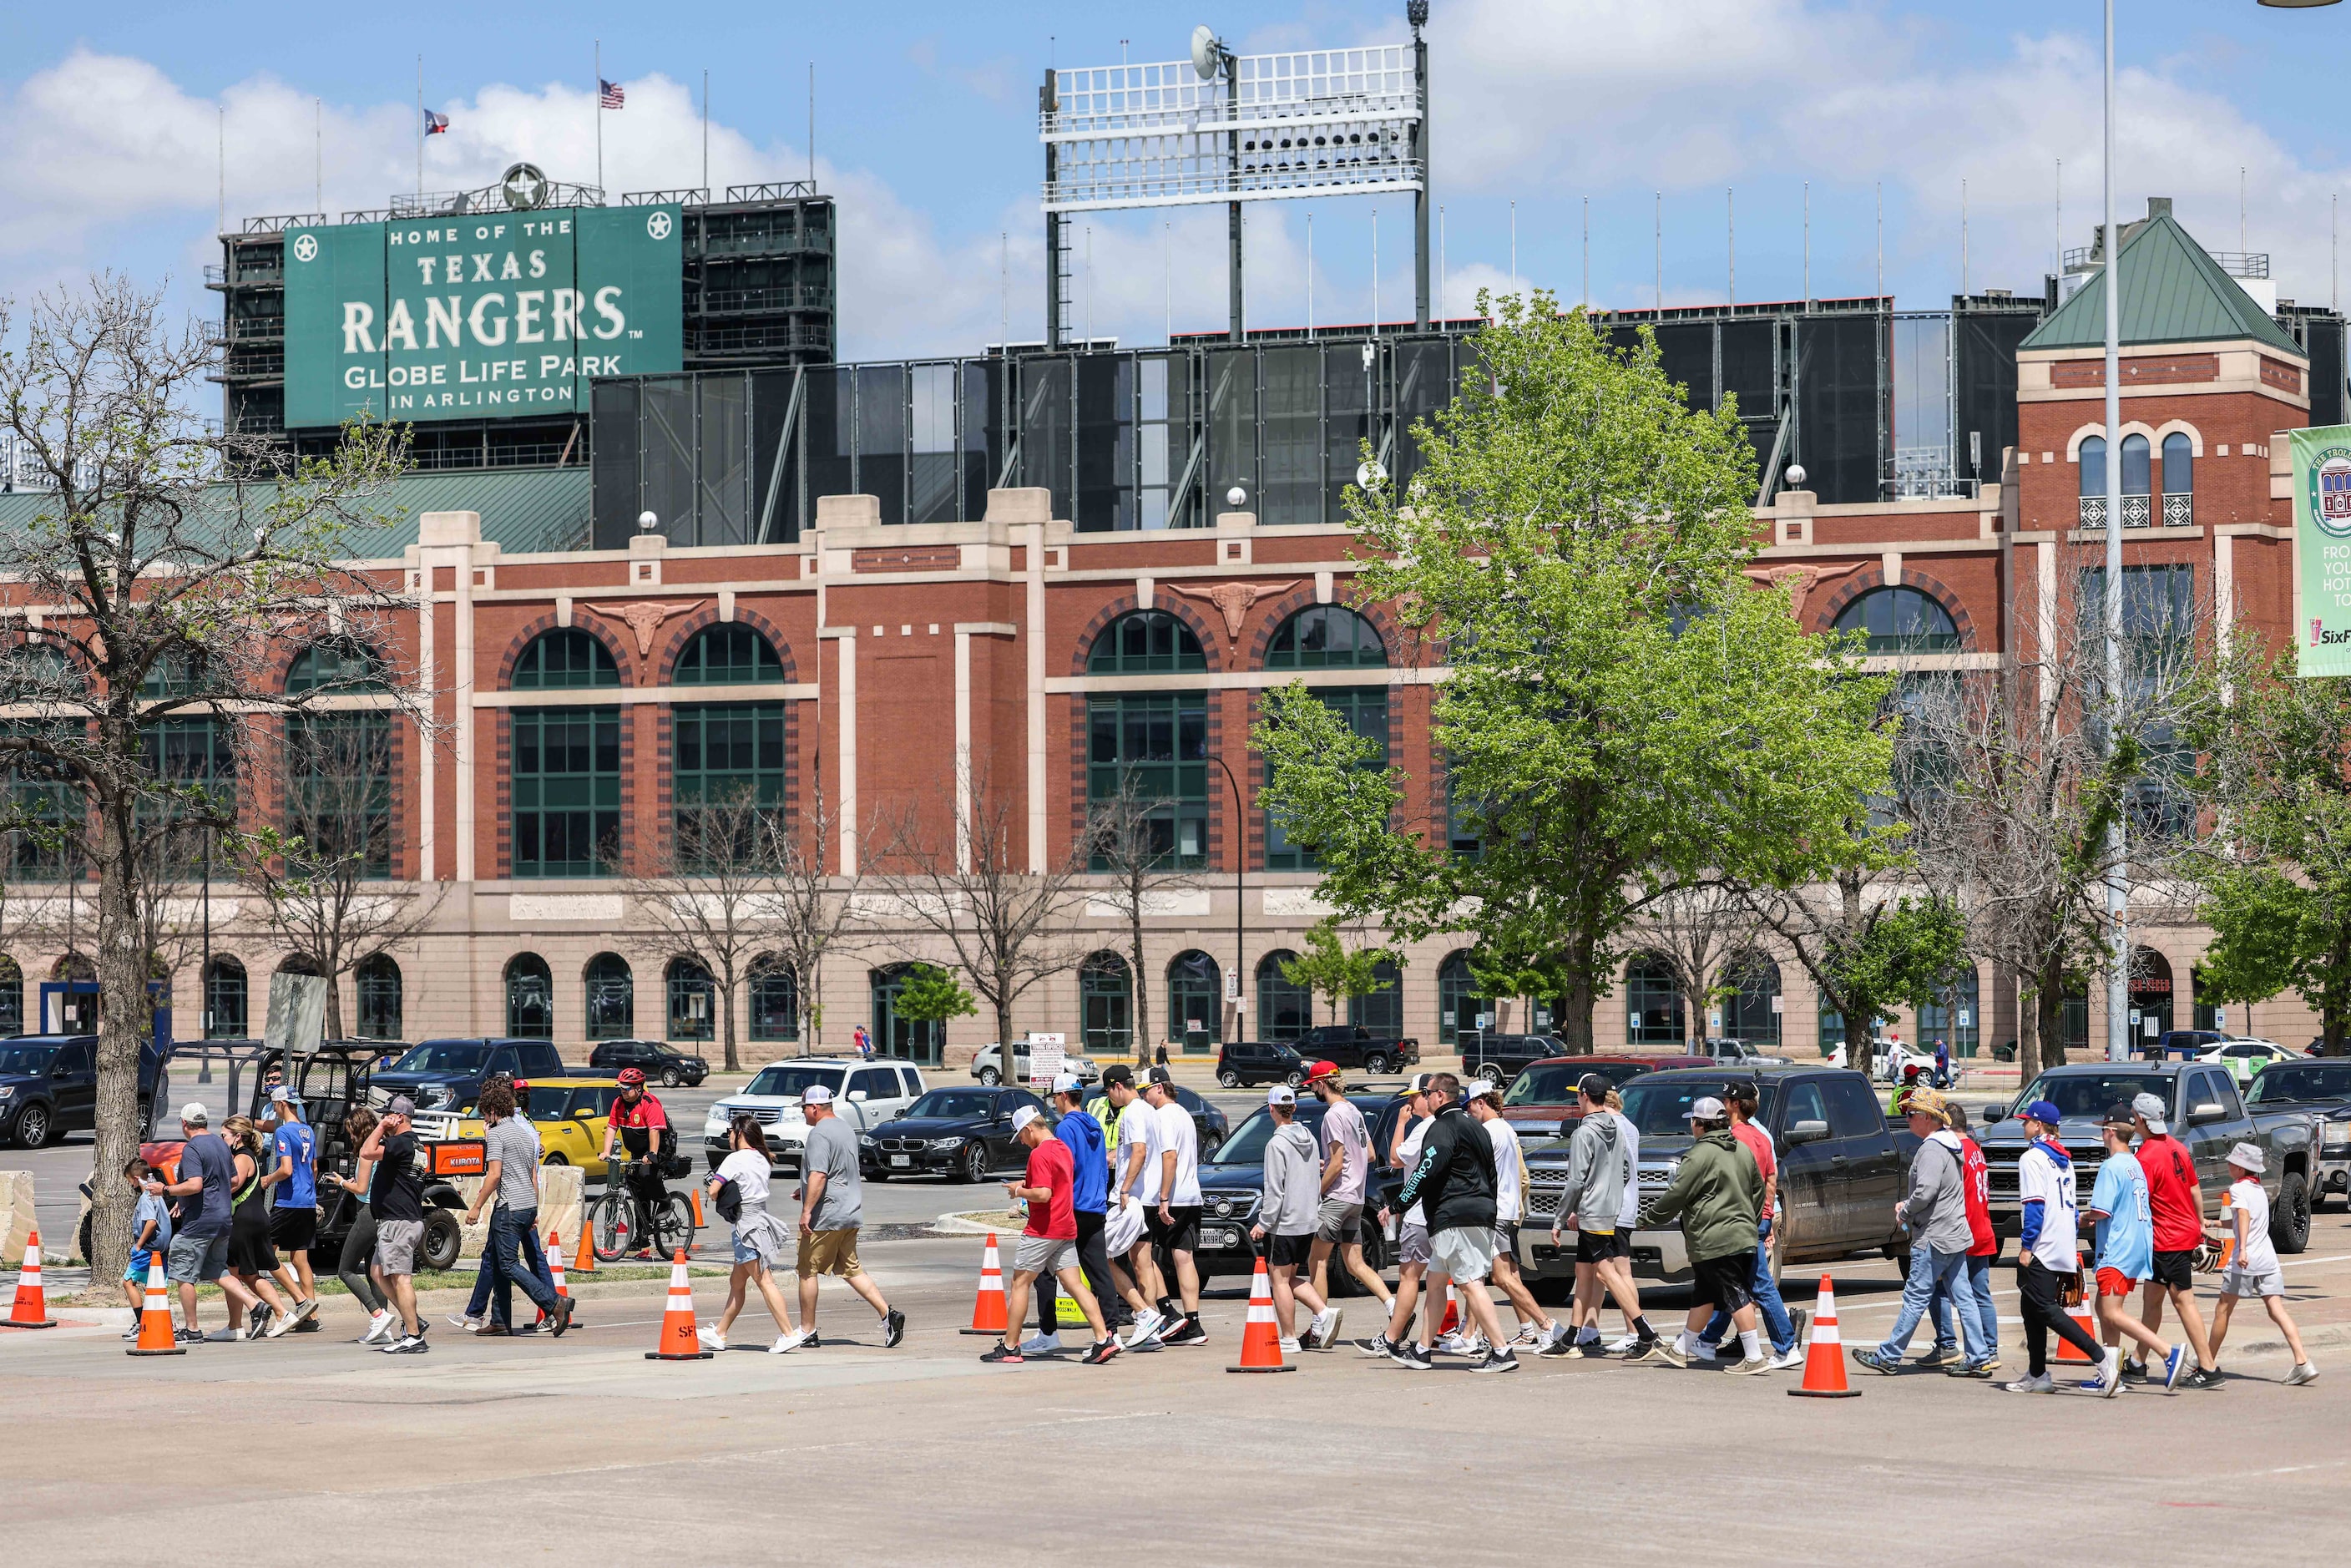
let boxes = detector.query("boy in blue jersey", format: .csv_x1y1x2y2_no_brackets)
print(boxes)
2086,1102,2184,1393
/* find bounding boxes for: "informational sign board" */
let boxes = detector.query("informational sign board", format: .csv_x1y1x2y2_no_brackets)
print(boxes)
2293,425,2351,676
1024,1032,1065,1089
265,973,329,1060
282,204,682,427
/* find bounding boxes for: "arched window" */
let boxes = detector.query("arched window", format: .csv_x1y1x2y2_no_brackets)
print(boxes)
749,956,799,1042
1348,956,1403,1037
1080,952,1133,1059
1723,952,1782,1045
2127,944,2173,1045
355,953,402,1040
1256,951,1312,1043
1625,954,1684,1046
1266,605,1386,669
584,953,634,1040
139,648,215,699
1830,587,1961,655
1438,950,1489,1047
2161,432,2194,525
2078,434,2106,498
0,955,21,1037
504,953,554,1039
1918,963,1981,1059
286,639,389,694
204,956,248,1039
675,625,786,685
513,629,619,690
871,964,942,1065
1089,610,1206,674
2120,432,2151,496
1166,951,1222,1050
666,955,715,1042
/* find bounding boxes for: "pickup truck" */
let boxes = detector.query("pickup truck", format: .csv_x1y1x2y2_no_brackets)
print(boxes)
1291,1024,1418,1075
1519,1064,1918,1286
0,1035,169,1149
1975,1061,2320,1256
2247,1059,2351,1207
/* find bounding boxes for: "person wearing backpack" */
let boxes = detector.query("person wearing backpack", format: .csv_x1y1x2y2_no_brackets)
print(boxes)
700,1113,801,1353
1851,1091,1986,1375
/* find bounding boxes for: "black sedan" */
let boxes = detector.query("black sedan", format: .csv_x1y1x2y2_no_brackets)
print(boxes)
863,1086,1048,1183
1192,1092,1407,1295
587,1039,710,1087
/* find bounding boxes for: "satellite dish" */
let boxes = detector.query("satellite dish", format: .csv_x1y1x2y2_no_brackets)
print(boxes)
1783,464,1807,488
1357,461,1387,488
1191,25,1221,80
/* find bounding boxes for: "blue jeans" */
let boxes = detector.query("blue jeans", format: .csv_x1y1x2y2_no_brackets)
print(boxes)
1877,1242,1983,1362
1701,1216,1797,1356
1930,1252,1998,1364
478,1206,559,1325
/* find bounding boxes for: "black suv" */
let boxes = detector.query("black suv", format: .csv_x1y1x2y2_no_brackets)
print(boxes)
1460,1031,1568,1080
0,1035,169,1148
1216,1041,1307,1088
1194,1091,1408,1293
587,1039,710,1087
370,1037,567,1112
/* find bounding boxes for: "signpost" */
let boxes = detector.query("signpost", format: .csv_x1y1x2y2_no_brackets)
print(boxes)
2293,425,2351,677
1025,1032,1065,1090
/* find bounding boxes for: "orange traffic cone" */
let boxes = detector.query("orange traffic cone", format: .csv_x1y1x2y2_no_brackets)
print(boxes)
1226,1257,1294,1373
644,1250,711,1361
960,1232,1009,1336
1436,1284,1460,1338
537,1230,575,1329
1787,1275,1860,1399
3,1228,56,1328
127,1257,184,1357
2055,1297,2101,1363
573,1219,599,1275
690,1186,705,1230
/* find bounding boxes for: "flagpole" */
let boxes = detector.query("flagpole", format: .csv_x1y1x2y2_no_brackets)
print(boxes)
594,40,604,195
416,56,422,199
702,69,710,198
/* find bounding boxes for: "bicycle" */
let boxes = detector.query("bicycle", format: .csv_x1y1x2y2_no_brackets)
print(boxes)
588,1153,698,1263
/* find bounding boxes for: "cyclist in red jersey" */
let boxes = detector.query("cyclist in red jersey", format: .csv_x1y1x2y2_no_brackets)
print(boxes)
601,1069,671,1258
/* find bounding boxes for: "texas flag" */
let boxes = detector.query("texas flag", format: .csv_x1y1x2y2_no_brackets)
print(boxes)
422,108,450,135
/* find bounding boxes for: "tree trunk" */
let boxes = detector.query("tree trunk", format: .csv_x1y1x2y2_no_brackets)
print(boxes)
324,970,346,1041
1555,969,1596,1055
2031,957,2070,1080
720,970,741,1073
1129,907,1149,1063
1842,1007,1875,1082
996,994,1017,1083
86,829,144,1291
1686,982,1706,1047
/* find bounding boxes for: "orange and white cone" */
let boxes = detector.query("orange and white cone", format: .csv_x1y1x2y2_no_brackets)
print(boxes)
645,1250,711,1361
538,1230,575,1328
2055,1301,2101,1363
127,1257,184,1357
3,1228,56,1328
573,1219,599,1275
1436,1284,1460,1338
1226,1257,1294,1373
960,1232,1009,1336
1787,1275,1860,1399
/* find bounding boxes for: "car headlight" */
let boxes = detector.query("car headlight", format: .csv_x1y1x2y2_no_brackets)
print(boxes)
0,1085,13,1098
704,1116,726,1136
858,1135,875,1147
933,1136,965,1150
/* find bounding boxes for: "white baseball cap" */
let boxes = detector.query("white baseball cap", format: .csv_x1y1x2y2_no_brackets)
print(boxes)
801,1085,833,1105
1051,1073,1083,1095
1267,1085,1297,1106
269,1085,292,1103
1689,1096,1727,1121
179,1102,209,1125
1010,1104,1043,1134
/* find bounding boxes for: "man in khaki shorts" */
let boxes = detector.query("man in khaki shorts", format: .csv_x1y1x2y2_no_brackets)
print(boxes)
793,1085,905,1348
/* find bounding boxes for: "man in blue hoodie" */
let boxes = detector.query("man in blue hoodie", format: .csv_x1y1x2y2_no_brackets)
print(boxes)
1029,1075,1112,1355
2006,1099,2109,1393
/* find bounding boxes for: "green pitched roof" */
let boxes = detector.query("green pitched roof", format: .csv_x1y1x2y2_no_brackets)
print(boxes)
0,465,590,563
2022,212,2303,356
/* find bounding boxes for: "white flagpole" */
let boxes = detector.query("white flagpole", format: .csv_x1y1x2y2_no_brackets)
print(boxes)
595,40,604,195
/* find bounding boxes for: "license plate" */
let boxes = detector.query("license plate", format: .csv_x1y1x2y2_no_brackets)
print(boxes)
1206,1227,1239,1249
888,1156,911,1168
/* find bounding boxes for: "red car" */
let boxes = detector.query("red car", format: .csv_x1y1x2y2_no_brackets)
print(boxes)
1497,1055,1713,1140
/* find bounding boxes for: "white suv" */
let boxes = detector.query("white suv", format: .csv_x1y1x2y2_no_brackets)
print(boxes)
702,1058,924,1171
968,1041,1101,1088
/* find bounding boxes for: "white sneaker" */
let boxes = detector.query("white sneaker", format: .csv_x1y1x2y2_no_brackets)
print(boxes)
448,1312,483,1332
1509,1323,1544,1348
771,1329,810,1353
698,1323,727,1353
1765,1347,1807,1372
1541,1321,1575,1350
1277,1336,1302,1353
1607,1334,1641,1354
1434,1330,1478,1357
2097,1348,2126,1399
2287,1361,2320,1387
1019,1332,1063,1355
1308,1307,1343,1350
263,1307,296,1339
361,1309,397,1345
2004,1372,2056,1393
1119,1309,1163,1349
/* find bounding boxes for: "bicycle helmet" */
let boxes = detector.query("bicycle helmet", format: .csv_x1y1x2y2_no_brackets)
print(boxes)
616,1066,646,1088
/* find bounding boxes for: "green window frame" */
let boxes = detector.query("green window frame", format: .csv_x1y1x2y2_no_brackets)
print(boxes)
1089,610,1206,674
1265,686,1388,870
286,712,393,878
4,722,79,882
584,952,635,1039
1830,587,1961,655
513,630,619,690
750,959,800,1041
286,639,390,694
675,625,786,685
511,708,621,877
139,716,235,878
1266,605,1387,669
355,953,402,1039
1087,691,1208,868
673,702,788,867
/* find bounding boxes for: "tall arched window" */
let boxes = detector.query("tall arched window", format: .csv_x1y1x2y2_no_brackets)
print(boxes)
1348,956,1403,1036
0,955,22,1037
2078,434,2106,498
355,953,402,1040
204,956,248,1039
871,964,942,1065
1724,952,1782,1045
504,953,554,1039
2161,432,2194,526
1918,963,1981,1059
1830,587,1960,655
673,629,788,867
1088,610,1206,674
1625,954,1684,1045
285,639,389,694
674,625,786,685
666,956,715,1042
513,630,619,689
1266,605,1386,669
2120,432,2151,496
1256,951,1312,1042
1079,952,1133,1058
584,953,634,1039
1438,950,1489,1046
1166,951,1222,1050
512,630,621,877
749,956,799,1042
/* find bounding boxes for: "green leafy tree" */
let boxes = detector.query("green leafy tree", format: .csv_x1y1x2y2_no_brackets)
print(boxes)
893,963,978,1030
1280,919,1395,1027
1255,291,1894,1052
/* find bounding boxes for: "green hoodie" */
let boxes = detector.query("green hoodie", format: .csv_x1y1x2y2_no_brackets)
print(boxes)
1635,1126,1762,1265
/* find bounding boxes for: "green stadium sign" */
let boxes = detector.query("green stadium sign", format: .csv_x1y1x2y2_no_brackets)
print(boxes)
283,204,681,427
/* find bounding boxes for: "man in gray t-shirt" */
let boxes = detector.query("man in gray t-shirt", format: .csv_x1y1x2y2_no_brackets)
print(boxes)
463,1086,569,1336
791,1085,904,1348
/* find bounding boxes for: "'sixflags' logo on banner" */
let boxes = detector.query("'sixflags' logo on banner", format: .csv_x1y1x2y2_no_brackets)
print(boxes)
2292,429,2351,677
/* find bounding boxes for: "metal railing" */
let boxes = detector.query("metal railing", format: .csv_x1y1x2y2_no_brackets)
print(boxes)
693,285,834,315
238,213,325,235
2162,493,2193,528
2078,493,2154,529
620,187,709,207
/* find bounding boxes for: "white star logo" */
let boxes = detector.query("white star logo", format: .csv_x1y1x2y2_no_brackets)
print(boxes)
646,210,673,240
291,235,318,263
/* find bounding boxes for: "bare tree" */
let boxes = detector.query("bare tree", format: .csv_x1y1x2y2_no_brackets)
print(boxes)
626,787,794,1074
744,782,860,1056
877,767,1095,1065
231,711,443,1037
1084,774,1206,1060
0,275,418,1292
1630,881,1765,1047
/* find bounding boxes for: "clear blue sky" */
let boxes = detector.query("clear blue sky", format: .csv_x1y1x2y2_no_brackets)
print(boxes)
3,1,2346,359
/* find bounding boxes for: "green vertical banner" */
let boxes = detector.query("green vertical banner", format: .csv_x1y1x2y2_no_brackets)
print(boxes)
577,204,685,378
2294,425,2351,677
283,220,387,427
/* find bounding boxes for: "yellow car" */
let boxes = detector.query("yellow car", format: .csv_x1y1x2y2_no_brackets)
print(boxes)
451,1078,624,1179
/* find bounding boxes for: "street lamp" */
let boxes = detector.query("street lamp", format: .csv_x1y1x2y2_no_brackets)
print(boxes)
1206,754,1246,1050
2100,0,2126,1060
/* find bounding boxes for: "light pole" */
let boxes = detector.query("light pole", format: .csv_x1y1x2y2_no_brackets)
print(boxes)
1207,754,1246,1049
2101,0,2127,1061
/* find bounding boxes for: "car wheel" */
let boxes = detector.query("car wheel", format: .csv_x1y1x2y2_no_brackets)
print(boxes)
660,1067,683,1088
1363,1054,1391,1075
1217,1070,1241,1089
543,1153,569,1166
958,1144,988,1184
977,1067,1000,1086
1888,1243,1912,1280
1287,1070,1307,1089
420,1210,463,1274
15,1104,50,1150
2273,1171,2313,1255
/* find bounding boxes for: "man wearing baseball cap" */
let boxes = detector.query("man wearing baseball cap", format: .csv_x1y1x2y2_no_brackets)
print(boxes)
1303,1061,1390,1321
1635,1095,1767,1373
1027,1074,1115,1354
2128,1091,2220,1388
794,1085,906,1349
1252,1085,1339,1353
2086,1101,2184,1393
986,1105,1117,1365
2007,1099,2105,1392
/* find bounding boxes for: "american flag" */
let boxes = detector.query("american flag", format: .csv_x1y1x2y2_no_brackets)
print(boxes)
422,108,449,135
599,78,625,109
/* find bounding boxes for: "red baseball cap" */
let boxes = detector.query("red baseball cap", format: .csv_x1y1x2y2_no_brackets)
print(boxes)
1303,1060,1341,1084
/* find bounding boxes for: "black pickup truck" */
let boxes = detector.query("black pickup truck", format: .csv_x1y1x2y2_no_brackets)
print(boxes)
0,1035,169,1148
1291,1024,1418,1075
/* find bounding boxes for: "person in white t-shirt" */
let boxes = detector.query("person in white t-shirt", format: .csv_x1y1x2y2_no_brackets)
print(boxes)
1467,1080,1568,1353
1144,1069,1207,1345
700,1115,801,1353
1356,1076,1436,1363
1103,1067,1168,1348
2206,1142,2316,1385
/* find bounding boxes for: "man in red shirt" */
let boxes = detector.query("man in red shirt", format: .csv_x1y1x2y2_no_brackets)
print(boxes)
1929,1102,2000,1376
986,1105,1117,1366
2131,1093,2219,1387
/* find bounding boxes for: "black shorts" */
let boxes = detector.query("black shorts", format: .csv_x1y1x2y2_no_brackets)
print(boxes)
1575,1229,1628,1264
1147,1204,1202,1254
2148,1250,2196,1292
268,1208,317,1252
1689,1252,1754,1316
1267,1232,1315,1269
226,1212,279,1276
